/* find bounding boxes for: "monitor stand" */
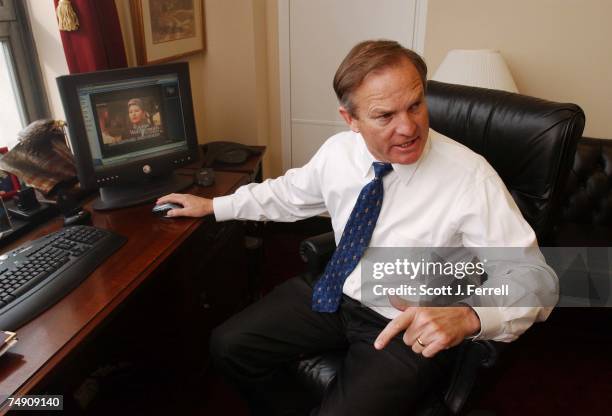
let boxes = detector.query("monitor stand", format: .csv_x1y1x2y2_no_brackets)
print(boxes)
93,173,193,211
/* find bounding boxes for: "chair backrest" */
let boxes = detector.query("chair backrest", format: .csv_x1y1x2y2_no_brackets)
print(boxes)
426,80,585,244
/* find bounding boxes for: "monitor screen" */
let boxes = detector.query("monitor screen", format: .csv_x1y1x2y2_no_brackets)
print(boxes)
58,63,199,210
79,74,187,169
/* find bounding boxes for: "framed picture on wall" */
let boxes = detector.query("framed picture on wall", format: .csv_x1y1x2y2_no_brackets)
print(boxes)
130,0,206,65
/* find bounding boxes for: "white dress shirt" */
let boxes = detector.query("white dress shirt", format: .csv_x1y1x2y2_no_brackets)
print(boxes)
213,130,558,342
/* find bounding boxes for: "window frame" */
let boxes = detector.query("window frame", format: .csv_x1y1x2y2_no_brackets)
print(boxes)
0,0,50,128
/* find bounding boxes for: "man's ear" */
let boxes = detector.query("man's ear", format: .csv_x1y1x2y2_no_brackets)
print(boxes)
339,106,360,133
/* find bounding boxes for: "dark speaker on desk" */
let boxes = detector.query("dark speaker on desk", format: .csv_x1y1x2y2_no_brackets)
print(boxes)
195,168,215,187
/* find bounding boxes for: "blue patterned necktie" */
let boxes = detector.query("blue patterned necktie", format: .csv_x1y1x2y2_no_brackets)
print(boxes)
312,162,393,312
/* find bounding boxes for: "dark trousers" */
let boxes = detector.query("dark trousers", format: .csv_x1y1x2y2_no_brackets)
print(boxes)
210,276,457,416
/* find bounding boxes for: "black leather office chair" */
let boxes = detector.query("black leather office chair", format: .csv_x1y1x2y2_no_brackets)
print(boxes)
293,80,585,415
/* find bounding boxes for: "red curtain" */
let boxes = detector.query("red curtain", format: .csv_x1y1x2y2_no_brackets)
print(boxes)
53,0,127,74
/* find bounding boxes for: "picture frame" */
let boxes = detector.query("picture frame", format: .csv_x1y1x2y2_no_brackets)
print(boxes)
130,0,206,65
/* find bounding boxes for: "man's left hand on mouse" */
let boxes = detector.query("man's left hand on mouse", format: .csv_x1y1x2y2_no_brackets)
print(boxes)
374,297,481,358
156,193,214,218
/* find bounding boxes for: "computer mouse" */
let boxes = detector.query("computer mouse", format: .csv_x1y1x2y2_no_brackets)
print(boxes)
152,202,182,217
64,209,92,226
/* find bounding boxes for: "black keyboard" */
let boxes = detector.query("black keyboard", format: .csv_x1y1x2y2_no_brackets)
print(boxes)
0,226,127,331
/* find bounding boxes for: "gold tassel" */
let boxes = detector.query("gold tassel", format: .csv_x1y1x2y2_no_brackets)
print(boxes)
56,0,79,32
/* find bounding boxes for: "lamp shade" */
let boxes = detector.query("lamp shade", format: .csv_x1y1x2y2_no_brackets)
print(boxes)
432,49,518,93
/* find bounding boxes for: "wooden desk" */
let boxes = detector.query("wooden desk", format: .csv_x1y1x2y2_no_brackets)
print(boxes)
0,171,249,413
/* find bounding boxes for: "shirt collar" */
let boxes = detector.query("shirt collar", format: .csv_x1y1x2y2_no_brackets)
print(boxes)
356,130,432,184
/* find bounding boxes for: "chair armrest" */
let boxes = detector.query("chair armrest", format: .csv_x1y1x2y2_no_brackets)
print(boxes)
299,231,336,278
441,341,501,414
293,351,344,401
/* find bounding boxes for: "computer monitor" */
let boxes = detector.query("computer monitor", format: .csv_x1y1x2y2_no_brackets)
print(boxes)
57,62,199,210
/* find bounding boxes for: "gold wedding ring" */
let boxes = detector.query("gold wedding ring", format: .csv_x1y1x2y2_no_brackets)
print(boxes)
416,337,426,347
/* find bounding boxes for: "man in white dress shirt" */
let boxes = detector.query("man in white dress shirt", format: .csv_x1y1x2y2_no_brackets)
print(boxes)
158,40,557,415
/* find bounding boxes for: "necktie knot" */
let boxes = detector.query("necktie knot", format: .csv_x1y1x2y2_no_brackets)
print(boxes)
373,162,393,179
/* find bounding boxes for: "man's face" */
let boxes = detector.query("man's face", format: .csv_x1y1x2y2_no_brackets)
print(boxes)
339,60,429,165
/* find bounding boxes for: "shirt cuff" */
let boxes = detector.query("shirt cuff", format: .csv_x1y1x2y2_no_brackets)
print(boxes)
212,195,235,222
469,306,505,341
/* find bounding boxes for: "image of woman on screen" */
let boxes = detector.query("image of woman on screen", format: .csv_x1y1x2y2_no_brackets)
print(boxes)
126,98,162,141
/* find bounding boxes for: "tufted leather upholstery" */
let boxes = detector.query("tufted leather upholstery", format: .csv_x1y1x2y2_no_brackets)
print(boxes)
292,81,586,415
552,137,612,246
